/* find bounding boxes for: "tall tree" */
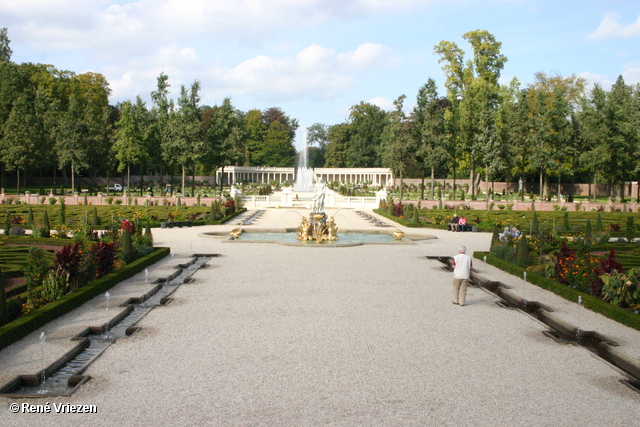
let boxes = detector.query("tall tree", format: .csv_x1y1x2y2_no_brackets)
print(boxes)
150,73,174,188
347,102,387,167
0,27,12,62
434,30,507,199
202,97,243,194
1,94,37,192
324,123,351,168
113,97,149,193
413,78,448,199
381,95,414,200
53,94,90,192
164,80,203,195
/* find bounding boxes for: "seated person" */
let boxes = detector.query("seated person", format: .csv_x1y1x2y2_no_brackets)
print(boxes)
449,214,459,231
499,226,511,242
457,215,467,231
511,227,522,238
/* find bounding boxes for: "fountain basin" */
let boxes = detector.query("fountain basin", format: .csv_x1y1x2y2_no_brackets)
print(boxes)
203,229,435,246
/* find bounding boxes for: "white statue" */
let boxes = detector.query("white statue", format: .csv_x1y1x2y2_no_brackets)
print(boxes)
230,185,241,198
312,179,326,213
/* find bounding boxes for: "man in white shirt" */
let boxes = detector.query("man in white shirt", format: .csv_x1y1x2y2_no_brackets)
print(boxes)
451,245,473,306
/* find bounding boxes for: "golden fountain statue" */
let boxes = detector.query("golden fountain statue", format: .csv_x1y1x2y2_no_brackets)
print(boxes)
296,179,339,244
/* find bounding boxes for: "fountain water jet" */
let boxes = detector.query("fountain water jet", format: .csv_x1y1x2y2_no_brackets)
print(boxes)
293,132,314,192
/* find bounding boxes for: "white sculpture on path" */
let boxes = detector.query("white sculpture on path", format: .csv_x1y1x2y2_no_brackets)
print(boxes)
230,185,241,198
312,179,326,213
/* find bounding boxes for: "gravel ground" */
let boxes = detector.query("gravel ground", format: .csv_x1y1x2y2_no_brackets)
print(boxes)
2,208,639,426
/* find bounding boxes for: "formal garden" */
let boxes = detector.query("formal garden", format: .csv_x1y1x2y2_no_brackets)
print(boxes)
0,200,245,349
376,199,640,330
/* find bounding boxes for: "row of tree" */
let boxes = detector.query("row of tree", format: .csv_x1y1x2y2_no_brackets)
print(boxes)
1,27,639,201
307,30,640,202
0,28,298,195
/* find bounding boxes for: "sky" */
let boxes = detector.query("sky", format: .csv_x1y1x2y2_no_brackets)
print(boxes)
2,0,640,147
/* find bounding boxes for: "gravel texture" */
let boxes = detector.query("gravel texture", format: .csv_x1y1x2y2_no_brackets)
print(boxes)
2,208,639,426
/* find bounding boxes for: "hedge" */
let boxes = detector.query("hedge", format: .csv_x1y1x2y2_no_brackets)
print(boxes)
0,247,170,351
475,251,640,331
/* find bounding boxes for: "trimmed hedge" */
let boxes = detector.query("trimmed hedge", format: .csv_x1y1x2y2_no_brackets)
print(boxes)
475,251,640,331
0,247,170,351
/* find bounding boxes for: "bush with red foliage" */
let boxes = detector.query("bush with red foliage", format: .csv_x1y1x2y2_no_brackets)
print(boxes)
223,199,236,215
392,203,404,218
54,243,82,289
590,249,624,297
88,242,117,279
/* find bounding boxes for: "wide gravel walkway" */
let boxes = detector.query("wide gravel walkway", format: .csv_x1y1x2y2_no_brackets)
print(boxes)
1,208,639,426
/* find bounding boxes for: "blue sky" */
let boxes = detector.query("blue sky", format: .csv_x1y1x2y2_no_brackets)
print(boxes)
2,0,639,147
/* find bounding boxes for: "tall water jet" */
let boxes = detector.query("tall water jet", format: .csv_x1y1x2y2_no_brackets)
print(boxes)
293,132,314,192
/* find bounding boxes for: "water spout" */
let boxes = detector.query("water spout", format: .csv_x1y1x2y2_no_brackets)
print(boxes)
293,132,314,192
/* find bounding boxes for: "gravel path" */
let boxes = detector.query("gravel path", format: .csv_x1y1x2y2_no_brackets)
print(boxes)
2,208,639,426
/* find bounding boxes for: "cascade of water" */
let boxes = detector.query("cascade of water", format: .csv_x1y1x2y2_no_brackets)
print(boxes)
293,132,314,192
38,332,48,394
103,292,111,339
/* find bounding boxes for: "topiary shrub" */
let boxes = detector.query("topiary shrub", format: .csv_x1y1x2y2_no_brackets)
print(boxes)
516,235,530,268
91,207,101,226
121,226,133,263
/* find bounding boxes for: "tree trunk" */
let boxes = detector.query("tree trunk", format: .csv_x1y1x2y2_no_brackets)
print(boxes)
593,175,597,202
192,166,196,198
485,167,490,208
219,165,226,197
127,163,131,196
420,170,425,201
71,162,75,195
430,167,435,200
16,169,20,195
181,164,186,196
539,172,543,201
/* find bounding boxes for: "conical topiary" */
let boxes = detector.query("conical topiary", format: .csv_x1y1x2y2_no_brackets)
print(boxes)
412,205,419,224
4,214,11,235
595,213,602,232
27,206,34,227
531,211,539,235
91,207,100,226
42,211,51,237
585,219,592,240
516,234,529,268
563,211,569,230
121,226,133,261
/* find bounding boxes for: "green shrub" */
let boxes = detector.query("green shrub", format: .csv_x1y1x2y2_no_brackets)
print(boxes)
40,268,69,303
626,216,636,242
121,226,133,263
516,235,530,268
490,243,516,263
23,247,51,304
600,268,640,308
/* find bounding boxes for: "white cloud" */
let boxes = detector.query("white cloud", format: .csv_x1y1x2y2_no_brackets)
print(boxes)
588,12,640,40
208,43,395,102
368,96,395,111
0,0,433,54
576,72,614,91
622,63,640,85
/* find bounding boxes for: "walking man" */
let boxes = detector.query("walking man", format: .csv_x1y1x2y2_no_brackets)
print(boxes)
452,245,472,306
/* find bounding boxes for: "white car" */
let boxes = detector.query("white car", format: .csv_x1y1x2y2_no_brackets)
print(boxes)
105,183,123,192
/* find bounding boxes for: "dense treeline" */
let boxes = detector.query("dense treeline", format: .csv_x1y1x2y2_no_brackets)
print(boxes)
0,28,298,195
1,27,639,201
308,30,640,202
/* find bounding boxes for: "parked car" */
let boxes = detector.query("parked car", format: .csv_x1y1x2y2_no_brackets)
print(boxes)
105,183,123,192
